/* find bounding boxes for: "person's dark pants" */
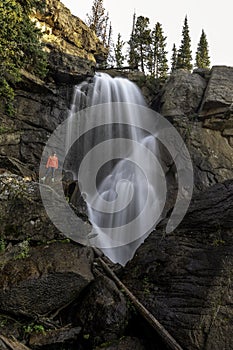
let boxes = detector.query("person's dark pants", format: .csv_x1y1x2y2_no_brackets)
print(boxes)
44,167,55,178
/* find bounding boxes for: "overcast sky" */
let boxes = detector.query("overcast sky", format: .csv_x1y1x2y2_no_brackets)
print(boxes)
62,0,232,68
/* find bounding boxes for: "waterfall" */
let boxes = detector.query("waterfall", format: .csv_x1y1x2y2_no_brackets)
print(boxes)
65,73,165,266
40,72,193,266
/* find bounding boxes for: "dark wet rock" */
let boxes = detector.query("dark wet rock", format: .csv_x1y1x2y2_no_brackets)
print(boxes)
0,174,62,242
29,326,81,349
0,242,94,316
75,275,129,347
0,174,91,243
64,180,88,217
94,336,146,350
180,179,233,230
121,180,233,350
0,78,71,173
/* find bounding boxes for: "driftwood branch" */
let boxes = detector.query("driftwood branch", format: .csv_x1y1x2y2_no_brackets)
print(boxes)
0,335,31,350
94,249,183,350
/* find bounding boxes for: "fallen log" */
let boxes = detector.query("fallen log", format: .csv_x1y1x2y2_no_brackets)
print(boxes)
0,335,31,350
94,249,183,350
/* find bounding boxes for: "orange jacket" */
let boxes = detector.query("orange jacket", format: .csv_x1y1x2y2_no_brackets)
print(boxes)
46,155,58,169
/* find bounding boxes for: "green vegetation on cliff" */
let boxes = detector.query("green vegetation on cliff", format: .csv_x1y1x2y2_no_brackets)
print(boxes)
0,0,47,112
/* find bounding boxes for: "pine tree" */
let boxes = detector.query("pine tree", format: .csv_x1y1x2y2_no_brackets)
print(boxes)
171,44,177,72
133,16,151,73
177,16,193,71
0,0,47,112
86,0,107,40
114,33,125,68
195,29,210,69
149,22,168,79
101,11,109,46
128,11,139,69
106,22,115,67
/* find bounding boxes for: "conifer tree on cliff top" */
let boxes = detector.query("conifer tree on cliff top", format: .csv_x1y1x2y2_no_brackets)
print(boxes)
114,33,125,68
148,22,168,79
133,16,151,73
128,11,139,69
195,29,210,69
171,44,178,72
87,0,108,42
176,16,193,71
0,0,47,113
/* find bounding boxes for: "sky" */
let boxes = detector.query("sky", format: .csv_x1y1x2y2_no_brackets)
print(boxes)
62,0,232,68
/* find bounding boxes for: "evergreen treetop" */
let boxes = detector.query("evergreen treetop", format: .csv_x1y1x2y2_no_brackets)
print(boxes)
176,15,193,71
128,11,139,69
149,22,168,79
195,29,210,69
86,0,108,40
133,16,151,73
114,33,125,68
171,43,177,72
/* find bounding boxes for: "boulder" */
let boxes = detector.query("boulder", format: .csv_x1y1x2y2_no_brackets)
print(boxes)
0,242,94,316
158,69,207,117
172,116,233,189
75,275,129,346
0,174,91,242
200,66,233,115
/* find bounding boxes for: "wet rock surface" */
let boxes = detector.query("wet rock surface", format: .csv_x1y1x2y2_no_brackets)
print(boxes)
121,180,233,350
75,275,129,347
94,336,146,350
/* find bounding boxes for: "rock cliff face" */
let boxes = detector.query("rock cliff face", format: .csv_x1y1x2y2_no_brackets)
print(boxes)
0,2,233,347
0,0,108,175
35,0,108,83
122,179,233,350
119,67,233,350
153,66,233,191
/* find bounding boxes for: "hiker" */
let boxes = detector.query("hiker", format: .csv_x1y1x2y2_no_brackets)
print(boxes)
41,152,58,182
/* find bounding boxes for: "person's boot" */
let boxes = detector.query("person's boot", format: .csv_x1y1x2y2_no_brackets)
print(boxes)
52,178,55,182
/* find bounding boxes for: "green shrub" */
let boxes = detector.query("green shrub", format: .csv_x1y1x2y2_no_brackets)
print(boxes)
0,0,47,113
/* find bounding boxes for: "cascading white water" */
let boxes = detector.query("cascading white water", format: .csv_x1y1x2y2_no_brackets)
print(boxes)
66,73,165,266
40,73,193,265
